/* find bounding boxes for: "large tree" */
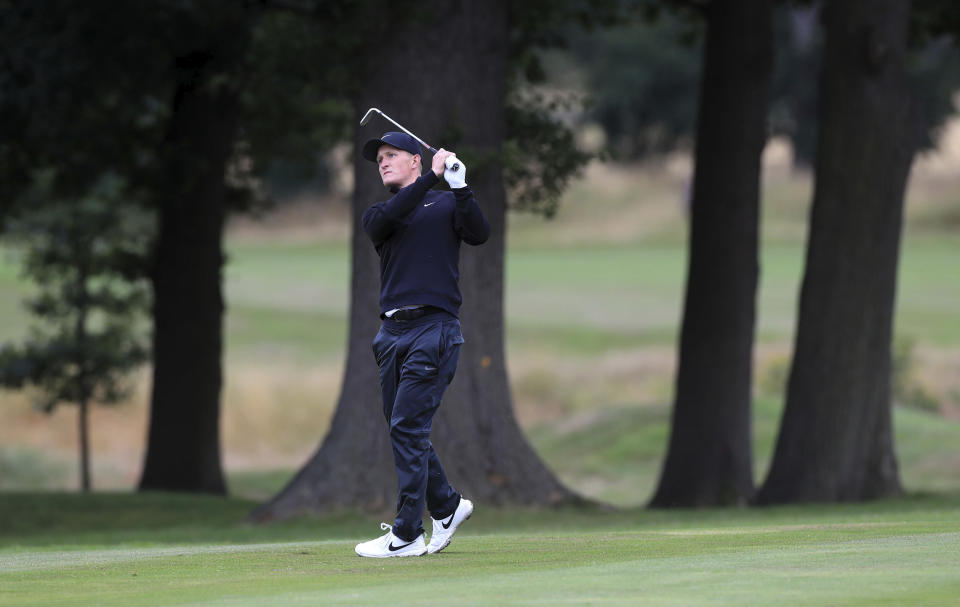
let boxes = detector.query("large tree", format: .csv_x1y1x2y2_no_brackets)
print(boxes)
756,0,915,504
138,6,253,492
649,0,773,507
252,0,585,519
139,3,355,493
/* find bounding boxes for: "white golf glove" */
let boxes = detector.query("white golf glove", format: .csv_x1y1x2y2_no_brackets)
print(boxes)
444,155,467,189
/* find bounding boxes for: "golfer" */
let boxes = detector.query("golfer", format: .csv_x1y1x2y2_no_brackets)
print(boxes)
354,131,489,558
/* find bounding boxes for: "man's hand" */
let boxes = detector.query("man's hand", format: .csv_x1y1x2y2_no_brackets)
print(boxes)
443,156,467,189
432,148,467,188
432,149,454,176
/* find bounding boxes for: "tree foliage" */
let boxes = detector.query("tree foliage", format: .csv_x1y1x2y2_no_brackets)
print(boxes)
502,94,591,217
566,13,703,159
0,172,151,490
0,1,170,214
548,1,960,164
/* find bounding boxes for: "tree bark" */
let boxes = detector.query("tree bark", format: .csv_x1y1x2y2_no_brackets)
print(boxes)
756,0,912,504
138,49,244,494
650,0,772,507
253,0,578,520
75,255,92,493
79,398,90,492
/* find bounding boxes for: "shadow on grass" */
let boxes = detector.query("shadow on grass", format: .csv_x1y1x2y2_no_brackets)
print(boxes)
2,490,959,550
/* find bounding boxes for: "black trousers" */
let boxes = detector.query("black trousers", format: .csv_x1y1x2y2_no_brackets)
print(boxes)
372,310,463,541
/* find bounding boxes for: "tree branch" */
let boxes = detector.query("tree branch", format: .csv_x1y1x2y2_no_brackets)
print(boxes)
253,0,318,17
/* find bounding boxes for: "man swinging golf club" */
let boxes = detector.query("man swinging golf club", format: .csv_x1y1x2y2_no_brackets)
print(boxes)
354,127,489,558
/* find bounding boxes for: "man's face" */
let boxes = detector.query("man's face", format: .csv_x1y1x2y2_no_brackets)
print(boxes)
377,144,420,189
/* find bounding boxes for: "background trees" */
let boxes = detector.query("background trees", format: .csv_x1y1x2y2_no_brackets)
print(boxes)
1,0,350,493
0,0,958,509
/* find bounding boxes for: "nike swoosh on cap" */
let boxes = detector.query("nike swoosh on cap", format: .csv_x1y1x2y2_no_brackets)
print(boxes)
423,201,437,207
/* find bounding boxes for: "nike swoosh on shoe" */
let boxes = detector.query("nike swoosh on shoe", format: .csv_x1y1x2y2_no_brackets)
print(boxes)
389,540,415,552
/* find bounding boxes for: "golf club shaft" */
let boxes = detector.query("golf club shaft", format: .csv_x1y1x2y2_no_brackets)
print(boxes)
365,108,437,153
361,107,459,171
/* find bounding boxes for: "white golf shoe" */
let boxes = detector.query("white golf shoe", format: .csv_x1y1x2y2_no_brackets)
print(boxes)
427,497,473,554
355,522,426,558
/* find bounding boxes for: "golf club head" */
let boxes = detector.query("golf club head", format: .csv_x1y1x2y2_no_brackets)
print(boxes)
359,107,380,127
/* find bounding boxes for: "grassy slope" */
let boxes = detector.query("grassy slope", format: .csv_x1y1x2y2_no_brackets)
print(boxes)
529,396,960,506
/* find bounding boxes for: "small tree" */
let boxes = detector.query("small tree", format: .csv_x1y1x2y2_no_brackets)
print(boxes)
0,173,150,492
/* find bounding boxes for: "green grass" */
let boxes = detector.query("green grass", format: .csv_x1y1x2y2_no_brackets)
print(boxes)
1,225,957,359
0,448,71,491
216,236,957,357
527,394,960,507
2,493,960,606
896,237,960,345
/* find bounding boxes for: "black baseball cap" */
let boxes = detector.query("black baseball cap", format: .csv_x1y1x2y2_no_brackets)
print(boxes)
362,132,422,162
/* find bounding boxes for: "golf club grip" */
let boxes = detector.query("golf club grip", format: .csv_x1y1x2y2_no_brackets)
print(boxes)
431,148,460,173
442,154,460,173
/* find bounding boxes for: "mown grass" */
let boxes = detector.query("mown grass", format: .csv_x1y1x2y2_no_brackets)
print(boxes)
212,237,957,359
2,492,960,606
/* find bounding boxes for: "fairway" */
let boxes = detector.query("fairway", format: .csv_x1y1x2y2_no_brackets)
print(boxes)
2,495,960,606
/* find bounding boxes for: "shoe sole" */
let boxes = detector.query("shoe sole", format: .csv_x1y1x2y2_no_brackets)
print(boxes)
355,548,427,558
427,506,473,554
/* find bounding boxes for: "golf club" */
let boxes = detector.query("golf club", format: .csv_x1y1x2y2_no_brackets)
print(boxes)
360,107,459,172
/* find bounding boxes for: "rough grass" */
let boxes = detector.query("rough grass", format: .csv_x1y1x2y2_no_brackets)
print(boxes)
2,493,960,606
527,395,960,507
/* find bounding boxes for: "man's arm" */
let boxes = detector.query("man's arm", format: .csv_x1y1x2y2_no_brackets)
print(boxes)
453,187,490,245
362,172,440,244
432,149,489,245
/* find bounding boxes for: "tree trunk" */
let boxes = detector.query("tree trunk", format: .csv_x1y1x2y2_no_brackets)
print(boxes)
138,50,244,494
650,0,772,507
75,255,92,493
253,0,577,521
79,398,91,492
756,0,912,504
